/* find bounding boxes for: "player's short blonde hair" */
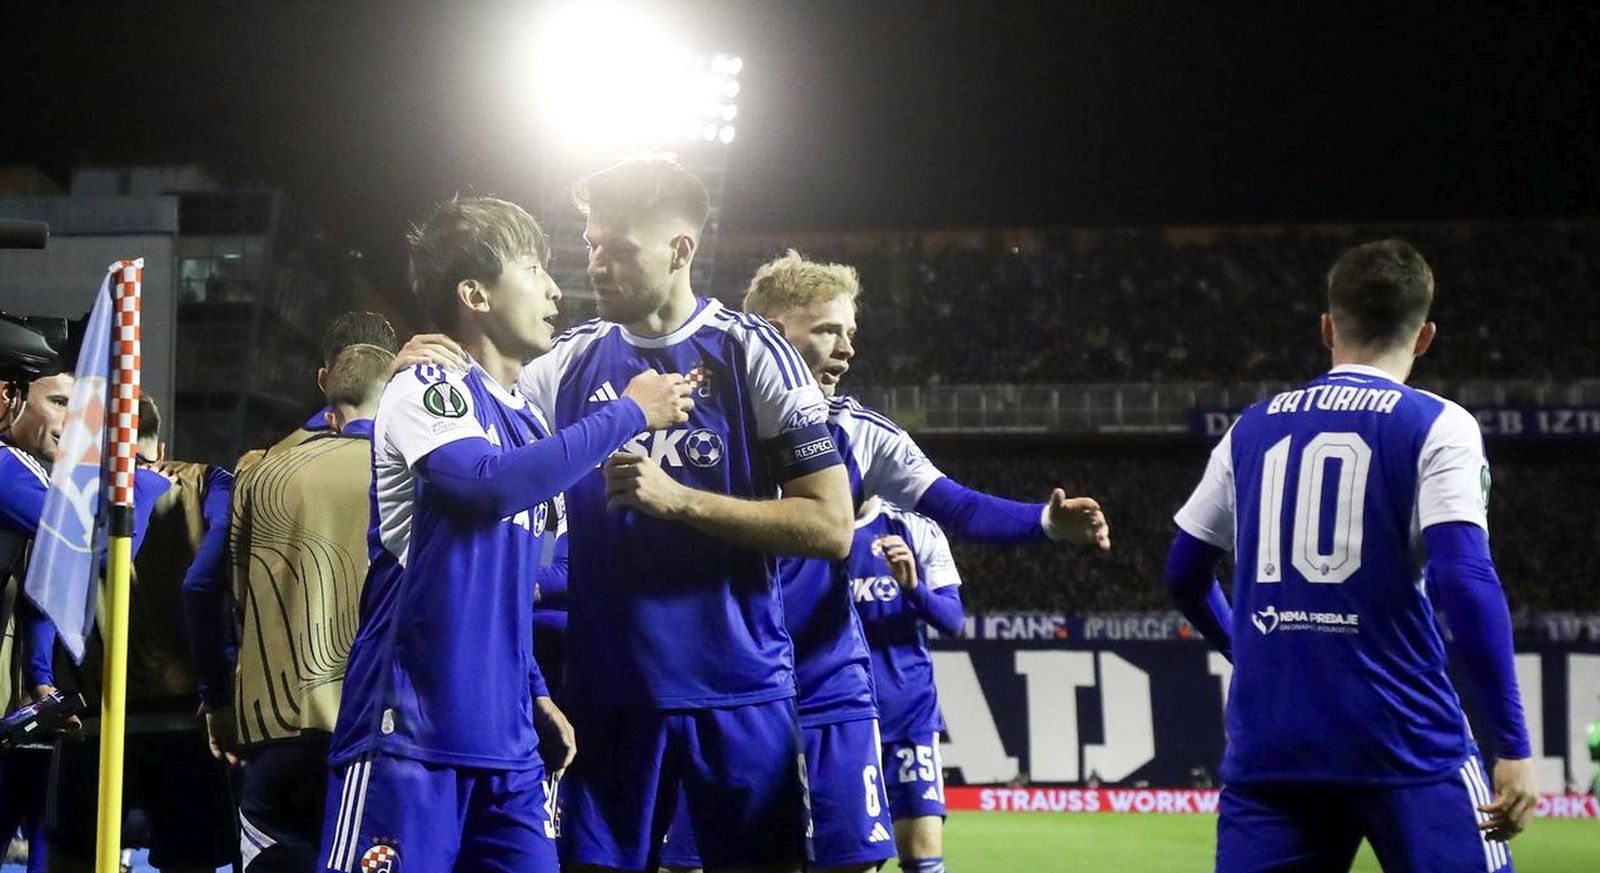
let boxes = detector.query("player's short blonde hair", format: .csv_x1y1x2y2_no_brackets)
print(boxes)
742,250,861,320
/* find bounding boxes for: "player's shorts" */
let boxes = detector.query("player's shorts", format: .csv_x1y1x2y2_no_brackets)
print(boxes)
883,733,947,820
660,717,894,869
1217,754,1513,873
239,733,331,873
46,723,238,869
319,752,556,873
560,697,810,871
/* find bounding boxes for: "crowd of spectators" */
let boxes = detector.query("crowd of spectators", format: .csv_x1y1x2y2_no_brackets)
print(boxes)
708,221,1600,387
922,441,1600,615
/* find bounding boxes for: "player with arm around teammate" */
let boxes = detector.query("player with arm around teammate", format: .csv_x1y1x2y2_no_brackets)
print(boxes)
658,251,1111,873
1165,239,1535,873
398,158,855,873
318,195,691,873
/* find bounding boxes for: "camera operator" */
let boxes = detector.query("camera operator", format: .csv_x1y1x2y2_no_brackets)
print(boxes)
0,370,73,873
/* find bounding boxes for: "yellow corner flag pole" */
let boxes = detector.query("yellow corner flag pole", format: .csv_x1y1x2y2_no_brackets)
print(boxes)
95,259,143,873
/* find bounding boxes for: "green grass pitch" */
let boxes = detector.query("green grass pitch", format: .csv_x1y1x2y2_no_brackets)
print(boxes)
926,811,1599,871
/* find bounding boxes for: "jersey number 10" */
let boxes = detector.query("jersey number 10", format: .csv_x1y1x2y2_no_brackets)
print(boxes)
1256,432,1373,585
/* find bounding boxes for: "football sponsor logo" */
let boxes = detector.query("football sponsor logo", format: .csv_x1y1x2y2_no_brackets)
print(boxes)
684,429,724,468
867,822,892,843
852,575,900,603
622,428,726,469
1251,606,1280,635
786,401,828,431
588,381,619,403
1252,604,1359,635
422,383,469,418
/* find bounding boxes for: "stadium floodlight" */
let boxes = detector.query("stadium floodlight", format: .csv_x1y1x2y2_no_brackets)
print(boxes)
526,1,742,155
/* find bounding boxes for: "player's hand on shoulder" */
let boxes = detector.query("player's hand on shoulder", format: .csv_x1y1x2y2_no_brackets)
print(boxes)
1480,756,1537,842
1044,488,1111,552
623,369,694,430
392,333,469,375
533,696,576,778
604,451,689,519
874,535,919,591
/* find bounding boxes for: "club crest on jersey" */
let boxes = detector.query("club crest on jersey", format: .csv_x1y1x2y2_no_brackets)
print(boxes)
687,363,714,398
422,383,469,419
359,842,399,872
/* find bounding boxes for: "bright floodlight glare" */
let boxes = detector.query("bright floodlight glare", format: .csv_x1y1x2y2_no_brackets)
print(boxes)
530,2,741,152
719,126,736,144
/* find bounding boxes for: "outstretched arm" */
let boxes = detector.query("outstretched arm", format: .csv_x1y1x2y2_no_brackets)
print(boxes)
915,477,1109,549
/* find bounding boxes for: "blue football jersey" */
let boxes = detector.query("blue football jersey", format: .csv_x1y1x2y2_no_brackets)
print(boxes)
782,398,949,727
850,502,961,743
517,298,843,709
1175,364,1491,785
0,443,49,576
330,363,564,769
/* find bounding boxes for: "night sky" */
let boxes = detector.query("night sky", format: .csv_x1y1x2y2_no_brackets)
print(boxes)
2,1,1596,267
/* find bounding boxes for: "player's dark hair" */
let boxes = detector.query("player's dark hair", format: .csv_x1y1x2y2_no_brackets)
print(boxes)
322,311,397,367
137,393,161,442
1326,239,1435,349
324,345,394,412
572,155,710,234
408,196,548,333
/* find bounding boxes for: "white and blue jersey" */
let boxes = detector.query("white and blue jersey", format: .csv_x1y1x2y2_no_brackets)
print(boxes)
329,363,563,769
517,298,841,709
850,502,962,743
1175,364,1492,785
782,397,948,727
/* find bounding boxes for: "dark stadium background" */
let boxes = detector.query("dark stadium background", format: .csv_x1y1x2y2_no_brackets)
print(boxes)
2,2,1598,871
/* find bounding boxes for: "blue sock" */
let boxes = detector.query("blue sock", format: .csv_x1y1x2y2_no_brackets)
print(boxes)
903,858,945,873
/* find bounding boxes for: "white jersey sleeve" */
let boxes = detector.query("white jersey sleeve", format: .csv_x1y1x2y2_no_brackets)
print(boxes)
1416,399,1490,531
1174,427,1236,550
899,508,962,590
732,313,831,441
838,399,947,508
378,365,491,469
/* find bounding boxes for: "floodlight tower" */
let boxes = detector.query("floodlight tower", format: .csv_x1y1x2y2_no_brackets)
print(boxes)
525,3,742,321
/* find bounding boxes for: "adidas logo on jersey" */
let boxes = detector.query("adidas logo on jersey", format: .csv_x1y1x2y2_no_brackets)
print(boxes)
868,822,892,843
923,786,942,801
588,382,619,403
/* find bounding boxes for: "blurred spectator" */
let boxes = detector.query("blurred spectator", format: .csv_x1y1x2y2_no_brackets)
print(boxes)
701,221,1600,386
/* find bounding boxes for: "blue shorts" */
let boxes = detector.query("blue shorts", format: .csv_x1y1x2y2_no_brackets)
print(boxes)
660,717,894,869
1218,754,1513,873
318,753,556,873
560,698,810,871
883,733,946,820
